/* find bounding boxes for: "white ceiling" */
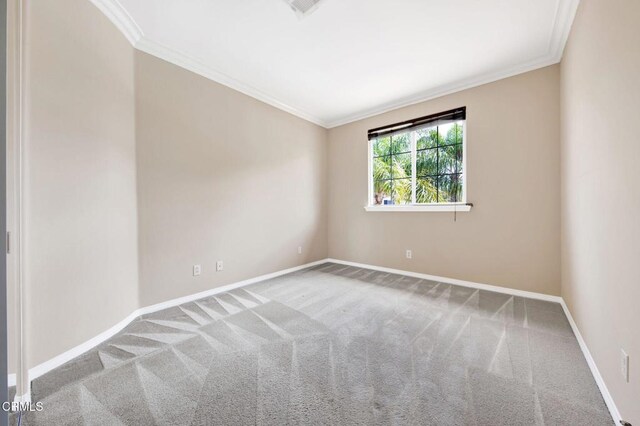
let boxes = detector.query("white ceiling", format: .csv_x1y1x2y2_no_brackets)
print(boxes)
93,0,579,127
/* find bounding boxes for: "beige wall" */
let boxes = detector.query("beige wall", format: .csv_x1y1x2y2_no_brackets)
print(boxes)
134,52,328,306
17,0,328,373
561,0,640,423
328,66,561,296
14,0,328,378
23,0,139,368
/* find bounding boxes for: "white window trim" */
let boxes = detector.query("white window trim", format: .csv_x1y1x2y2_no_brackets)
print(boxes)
366,121,470,212
364,204,472,212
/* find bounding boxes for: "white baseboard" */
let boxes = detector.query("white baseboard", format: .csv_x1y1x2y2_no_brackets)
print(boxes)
560,300,622,425
27,310,142,383
13,256,621,425
135,259,327,317
19,258,329,399
326,258,562,303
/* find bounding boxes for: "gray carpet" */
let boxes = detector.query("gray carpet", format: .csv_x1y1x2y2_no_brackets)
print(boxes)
14,263,613,425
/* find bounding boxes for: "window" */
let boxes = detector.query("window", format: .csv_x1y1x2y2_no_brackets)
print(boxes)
367,107,470,212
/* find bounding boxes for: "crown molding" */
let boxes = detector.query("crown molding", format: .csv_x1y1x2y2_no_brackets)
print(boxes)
325,0,581,128
134,38,328,127
324,53,560,128
89,0,579,130
89,0,143,45
548,0,581,62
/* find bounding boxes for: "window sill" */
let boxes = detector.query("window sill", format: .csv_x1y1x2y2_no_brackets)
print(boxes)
364,204,472,213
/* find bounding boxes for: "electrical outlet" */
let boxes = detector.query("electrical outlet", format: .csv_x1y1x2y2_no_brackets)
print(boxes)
193,264,202,276
298,246,302,255
406,250,412,259
216,260,224,272
621,349,629,382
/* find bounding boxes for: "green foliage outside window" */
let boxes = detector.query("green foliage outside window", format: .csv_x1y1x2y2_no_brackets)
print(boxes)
372,122,463,205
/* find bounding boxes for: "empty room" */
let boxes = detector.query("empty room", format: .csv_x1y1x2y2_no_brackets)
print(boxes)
0,0,638,424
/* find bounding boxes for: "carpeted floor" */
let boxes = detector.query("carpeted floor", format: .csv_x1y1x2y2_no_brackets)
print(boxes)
14,263,613,425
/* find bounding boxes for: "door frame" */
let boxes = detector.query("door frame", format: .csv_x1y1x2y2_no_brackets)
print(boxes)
5,0,27,404
1,0,8,422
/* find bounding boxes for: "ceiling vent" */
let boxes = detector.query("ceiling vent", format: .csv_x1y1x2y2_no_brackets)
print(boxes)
283,0,324,19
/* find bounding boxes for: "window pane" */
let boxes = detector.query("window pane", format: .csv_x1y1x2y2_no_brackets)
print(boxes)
391,133,411,154
373,155,391,180
416,127,438,150
438,122,455,145
436,144,463,174
454,143,463,169
453,122,464,144
438,174,463,202
416,177,438,203
373,179,392,205
373,136,391,157
391,153,412,180
417,149,437,177
392,179,412,205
